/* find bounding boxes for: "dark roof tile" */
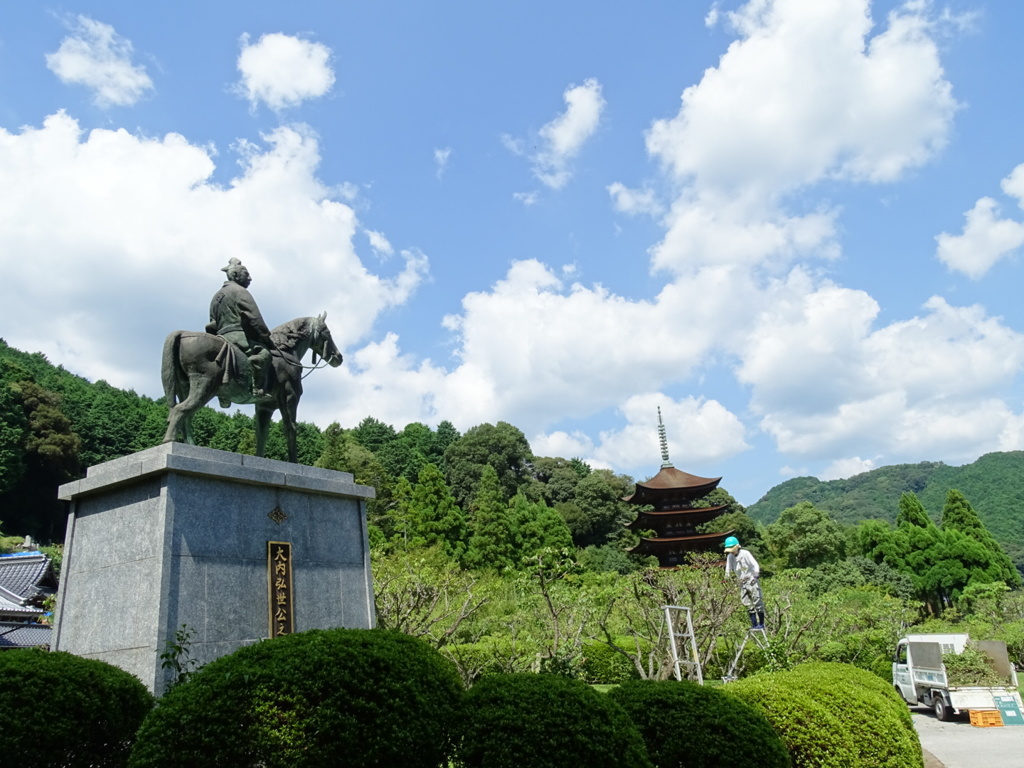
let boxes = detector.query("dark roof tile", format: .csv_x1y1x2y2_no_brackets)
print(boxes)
0,621,51,649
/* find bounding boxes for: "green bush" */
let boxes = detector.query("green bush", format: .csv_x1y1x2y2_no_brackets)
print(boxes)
456,673,652,768
609,679,789,768
783,663,921,768
0,648,153,768
727,673,858,768
129,628,464,768
728,662,923,768
581,640,640,684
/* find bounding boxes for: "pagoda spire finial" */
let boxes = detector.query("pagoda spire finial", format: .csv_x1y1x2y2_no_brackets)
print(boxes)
658,407,673,468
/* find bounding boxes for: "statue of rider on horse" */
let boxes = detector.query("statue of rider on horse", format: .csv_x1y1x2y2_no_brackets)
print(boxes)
207,258,277,402
162,259,343,462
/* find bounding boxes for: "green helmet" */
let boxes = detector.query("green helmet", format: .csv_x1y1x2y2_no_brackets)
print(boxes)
724,536,740,549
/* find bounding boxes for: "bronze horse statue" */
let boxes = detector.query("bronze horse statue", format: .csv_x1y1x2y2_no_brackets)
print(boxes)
162,313,342,462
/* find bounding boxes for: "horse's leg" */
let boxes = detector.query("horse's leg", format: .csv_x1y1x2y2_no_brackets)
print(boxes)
163,407,184,443
163,377,196,443
281,395,298,463
254,405,274,458
173,372,220,447
277,365,301,463
162,332,186,444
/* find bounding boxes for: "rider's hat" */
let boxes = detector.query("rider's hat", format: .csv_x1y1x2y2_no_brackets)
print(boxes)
221,257,244,273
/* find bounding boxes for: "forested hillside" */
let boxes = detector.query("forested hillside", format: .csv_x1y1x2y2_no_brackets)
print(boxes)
747,453,1024,568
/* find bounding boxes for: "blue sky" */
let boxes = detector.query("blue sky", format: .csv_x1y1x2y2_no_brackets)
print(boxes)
2,0,1024,505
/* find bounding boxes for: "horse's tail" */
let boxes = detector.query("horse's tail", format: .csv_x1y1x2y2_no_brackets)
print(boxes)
162,331,183,407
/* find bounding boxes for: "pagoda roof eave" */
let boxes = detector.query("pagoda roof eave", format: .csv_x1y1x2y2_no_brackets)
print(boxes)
627,530,733,555
625,504,729,530
623,466,722,505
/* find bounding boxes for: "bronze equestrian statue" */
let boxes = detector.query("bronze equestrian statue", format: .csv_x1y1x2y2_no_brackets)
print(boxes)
161,259,342,462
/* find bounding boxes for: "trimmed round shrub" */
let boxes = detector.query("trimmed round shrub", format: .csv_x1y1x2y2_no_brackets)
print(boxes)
0,648,154,768
609,679,789,768
727,672,859,768
581,640,641,684
728,662,925,768
783,663,922,768
129,628,463,768
457,673,652,768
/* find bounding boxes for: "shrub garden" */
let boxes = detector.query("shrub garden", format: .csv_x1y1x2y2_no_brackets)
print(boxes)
0,629,927,768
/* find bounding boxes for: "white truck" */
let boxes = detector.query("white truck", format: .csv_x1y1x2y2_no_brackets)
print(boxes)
892,633,1023,721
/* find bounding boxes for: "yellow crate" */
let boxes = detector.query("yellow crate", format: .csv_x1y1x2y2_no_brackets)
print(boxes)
969,710,1003,728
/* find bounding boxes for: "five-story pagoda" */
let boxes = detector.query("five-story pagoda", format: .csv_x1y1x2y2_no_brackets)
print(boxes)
625,409,732,568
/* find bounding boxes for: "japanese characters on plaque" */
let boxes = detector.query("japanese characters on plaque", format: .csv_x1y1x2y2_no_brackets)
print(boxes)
267,541,294,637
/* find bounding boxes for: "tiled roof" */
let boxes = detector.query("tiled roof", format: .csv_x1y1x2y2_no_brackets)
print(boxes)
0,621,51,649
0,552,57,606
0,593,43,617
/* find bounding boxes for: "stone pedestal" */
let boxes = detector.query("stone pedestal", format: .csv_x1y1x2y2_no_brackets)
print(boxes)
53,443,376,695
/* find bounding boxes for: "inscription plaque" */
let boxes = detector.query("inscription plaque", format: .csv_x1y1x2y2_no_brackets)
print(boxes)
267,541,295,637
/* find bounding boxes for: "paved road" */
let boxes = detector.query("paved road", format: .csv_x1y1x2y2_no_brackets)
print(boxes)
912,708,1024,768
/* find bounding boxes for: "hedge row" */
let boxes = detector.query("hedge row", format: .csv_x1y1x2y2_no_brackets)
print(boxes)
1,633,925,768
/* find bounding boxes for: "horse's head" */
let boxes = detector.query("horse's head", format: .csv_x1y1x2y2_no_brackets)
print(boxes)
310,312,343,367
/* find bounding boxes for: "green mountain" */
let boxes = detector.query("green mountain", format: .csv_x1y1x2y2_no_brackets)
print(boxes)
747,452,1024,569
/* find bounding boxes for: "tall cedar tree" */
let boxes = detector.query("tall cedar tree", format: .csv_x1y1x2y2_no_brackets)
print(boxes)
466,464,518,572
941,489,1021,587
508,492,574,566
409,463,467,561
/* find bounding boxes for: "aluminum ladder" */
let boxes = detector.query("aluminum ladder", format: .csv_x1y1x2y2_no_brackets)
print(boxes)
663,605,703,684
722,627,769,682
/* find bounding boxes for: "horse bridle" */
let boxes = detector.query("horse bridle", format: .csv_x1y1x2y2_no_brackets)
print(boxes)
278,323,338,379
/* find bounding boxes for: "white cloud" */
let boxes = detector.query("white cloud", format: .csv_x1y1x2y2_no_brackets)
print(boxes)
235,33,335,111
935,198,1024,279
513,191,539,206
935,163,1024,279
428,260,767,440
434,147,452,178
636,0,957,274
705,4,721,28
650,197,839,273
736,278,1024,462
1001,162,1024,202
591,393,750,472
531,430,595,462
819,456,875,481
506,78,605,190
45,16,153,107
366,230,394,257
650,0,955,193
0,112,426,396
607,182,663,216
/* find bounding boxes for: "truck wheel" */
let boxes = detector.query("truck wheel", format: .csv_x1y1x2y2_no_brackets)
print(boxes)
933,695,951,721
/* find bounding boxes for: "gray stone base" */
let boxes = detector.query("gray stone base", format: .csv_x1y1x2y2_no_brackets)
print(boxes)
54,443,376,695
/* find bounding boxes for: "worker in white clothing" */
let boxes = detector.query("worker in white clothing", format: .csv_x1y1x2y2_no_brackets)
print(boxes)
724,536,765,630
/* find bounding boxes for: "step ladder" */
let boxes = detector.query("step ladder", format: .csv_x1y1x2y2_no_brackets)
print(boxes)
722,627,769,682
663,605,703,685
